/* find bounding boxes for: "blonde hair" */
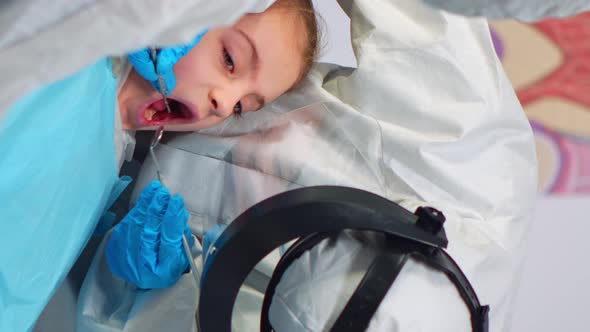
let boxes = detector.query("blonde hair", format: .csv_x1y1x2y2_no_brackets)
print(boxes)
272,0,321,86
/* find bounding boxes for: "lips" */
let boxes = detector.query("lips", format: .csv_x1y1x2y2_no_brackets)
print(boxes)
139,97,197,126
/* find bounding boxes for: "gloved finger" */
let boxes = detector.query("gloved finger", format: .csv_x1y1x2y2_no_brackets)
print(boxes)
127,49,159,82
139,186,170,272
128,180,162,223
105,228,134,282
145,186,170,231
161,195,188,243
202,224,226,263
126,180,163,278
158,194,189,266
201,224,226,280
157,48,180,71
154,50,177,94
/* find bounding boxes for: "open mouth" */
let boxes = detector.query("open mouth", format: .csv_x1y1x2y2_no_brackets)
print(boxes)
143,98,194,125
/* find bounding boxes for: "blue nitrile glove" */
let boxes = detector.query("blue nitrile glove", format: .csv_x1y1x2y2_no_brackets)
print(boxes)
201,224,226,277
128,30,207,94
106,180,194,289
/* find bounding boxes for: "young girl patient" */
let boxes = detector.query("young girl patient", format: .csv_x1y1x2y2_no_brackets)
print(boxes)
102,0,320,300
117,0,319,133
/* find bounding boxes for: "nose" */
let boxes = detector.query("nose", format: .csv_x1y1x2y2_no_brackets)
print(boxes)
208,87,242,118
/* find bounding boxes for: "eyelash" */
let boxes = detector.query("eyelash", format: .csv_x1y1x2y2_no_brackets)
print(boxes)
223,48,235,73
223,48,243,118
233,103,243,118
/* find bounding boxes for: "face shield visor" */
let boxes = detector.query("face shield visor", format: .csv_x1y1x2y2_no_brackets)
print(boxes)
197,186,489,332
131,86,422,238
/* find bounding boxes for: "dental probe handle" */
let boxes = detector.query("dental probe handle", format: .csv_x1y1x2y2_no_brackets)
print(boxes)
149,48,173,114
149,127,201,290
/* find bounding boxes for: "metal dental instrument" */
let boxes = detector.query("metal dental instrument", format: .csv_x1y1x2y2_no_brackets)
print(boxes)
149,48,173,114
149,126,165,184
150,126,202,287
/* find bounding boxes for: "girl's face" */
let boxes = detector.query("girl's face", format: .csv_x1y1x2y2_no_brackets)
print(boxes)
118,8,305,131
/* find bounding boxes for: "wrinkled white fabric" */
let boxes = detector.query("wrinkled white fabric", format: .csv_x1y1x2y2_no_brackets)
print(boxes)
265,1,537,330
423,0,590,21
0,0,275,123
77,0,537,331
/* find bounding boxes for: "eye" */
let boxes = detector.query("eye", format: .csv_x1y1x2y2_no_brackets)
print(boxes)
223,48,235,73
233,102,243,118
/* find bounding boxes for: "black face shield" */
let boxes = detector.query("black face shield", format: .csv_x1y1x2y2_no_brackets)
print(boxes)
198,186,489,332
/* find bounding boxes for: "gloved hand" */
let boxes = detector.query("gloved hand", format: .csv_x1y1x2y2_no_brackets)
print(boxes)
128,30,207,94
202,224,226,263
201,224,226,277
106,180,194,289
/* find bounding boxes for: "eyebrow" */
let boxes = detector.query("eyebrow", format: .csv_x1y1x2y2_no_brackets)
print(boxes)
236,28,266,109
236,28,260,73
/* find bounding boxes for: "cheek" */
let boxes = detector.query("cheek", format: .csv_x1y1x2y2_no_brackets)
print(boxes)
128,70,152,91
172,57,199,88
173,38,220,88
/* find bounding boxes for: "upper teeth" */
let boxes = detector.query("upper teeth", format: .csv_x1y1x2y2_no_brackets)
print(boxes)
144,109,157,121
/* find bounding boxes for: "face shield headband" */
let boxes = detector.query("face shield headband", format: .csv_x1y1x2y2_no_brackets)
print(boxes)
198,186,489,332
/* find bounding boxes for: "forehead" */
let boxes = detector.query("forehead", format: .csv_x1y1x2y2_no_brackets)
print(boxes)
234,9,305,102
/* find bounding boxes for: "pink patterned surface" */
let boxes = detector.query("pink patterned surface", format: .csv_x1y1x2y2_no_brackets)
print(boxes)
494,13,590,194
533,123,590,193
517,13,590,109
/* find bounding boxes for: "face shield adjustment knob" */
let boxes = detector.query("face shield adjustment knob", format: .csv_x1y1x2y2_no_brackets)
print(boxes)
414,206,446,235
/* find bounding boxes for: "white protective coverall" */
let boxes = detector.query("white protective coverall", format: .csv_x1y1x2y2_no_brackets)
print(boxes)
76,0,538,331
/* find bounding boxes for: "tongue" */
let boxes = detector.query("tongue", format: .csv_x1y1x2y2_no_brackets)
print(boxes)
151,99,167,112
152,111,168,122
